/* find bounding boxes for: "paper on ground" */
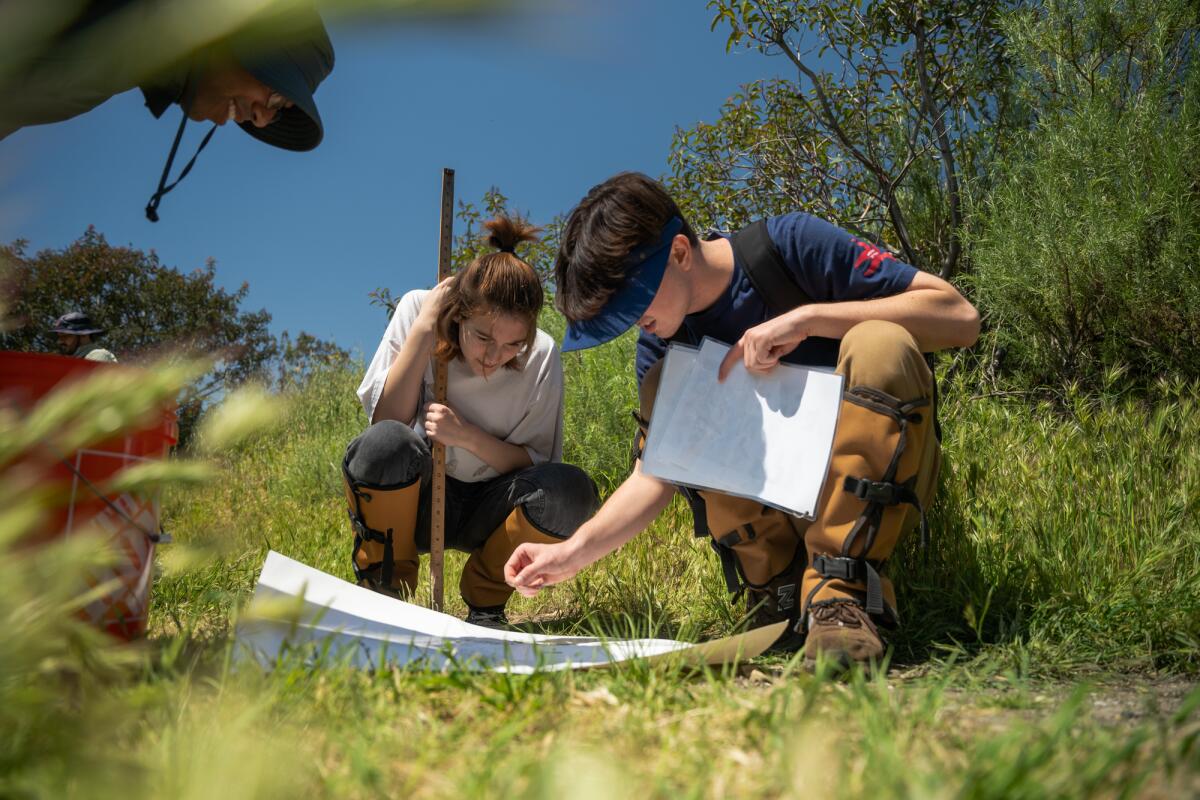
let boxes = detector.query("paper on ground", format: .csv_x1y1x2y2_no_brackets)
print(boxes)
641,338,843,518
235,551,784,673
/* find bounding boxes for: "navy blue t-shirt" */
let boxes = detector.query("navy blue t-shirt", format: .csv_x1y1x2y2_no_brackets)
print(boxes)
635,213,918,383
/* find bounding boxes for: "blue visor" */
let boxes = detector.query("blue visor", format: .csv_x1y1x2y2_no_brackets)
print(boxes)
562,216,683,352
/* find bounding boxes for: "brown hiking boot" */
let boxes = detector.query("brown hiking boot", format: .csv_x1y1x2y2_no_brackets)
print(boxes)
803,601,884,667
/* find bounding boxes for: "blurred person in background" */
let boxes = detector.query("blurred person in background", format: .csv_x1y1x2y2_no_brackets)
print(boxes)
0,0,335,220
50,311,117,362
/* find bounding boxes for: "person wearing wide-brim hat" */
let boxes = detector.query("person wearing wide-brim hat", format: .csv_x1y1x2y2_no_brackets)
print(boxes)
0,0,335,221
50,312,118,363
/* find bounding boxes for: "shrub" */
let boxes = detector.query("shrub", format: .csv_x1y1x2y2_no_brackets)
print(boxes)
968,0,1200,389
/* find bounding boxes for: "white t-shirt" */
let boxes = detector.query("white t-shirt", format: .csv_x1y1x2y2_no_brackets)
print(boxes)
357,289,565,483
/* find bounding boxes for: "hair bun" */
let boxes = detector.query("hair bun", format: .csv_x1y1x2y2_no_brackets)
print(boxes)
483,214,541,254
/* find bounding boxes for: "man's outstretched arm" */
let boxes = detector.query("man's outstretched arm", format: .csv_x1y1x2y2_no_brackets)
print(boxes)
505,461,675,596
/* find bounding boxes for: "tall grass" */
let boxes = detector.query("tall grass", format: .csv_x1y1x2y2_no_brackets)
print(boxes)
542,308,639,494
894,372,1200,671
155,322,1200,673
3,331,1198,797
0,358,314,797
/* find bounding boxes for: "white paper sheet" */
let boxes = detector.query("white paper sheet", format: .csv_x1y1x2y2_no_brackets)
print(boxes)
643,340,700,472
642,338,843,518
235,552,785,673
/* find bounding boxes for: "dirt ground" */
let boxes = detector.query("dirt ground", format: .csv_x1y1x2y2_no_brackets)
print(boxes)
743,663,1198,729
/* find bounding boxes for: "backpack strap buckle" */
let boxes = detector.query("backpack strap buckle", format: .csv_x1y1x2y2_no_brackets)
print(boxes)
811,554,885,616
845,477,900,504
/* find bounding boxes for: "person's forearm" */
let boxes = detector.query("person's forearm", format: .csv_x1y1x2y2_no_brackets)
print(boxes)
462,426,533,475
562,463,676,568
802,287,979,352
372,322,436,424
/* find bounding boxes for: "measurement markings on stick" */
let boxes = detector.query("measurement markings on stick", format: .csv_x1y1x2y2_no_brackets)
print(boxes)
429,167,454,611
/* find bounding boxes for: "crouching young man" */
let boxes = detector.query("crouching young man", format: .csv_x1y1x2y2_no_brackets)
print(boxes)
505,172,979,665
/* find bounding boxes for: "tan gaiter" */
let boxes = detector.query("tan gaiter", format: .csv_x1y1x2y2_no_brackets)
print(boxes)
344,476,421,597
698,491,806,587
800,321,940,623
460,507,560,609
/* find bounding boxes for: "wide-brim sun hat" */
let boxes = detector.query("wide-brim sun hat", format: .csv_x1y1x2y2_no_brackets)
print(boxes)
143,4,335,222
50,311,105,336
234,6,335,152
562,217,683,352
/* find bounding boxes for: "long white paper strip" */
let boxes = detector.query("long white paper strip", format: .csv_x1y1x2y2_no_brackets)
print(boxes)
235,551,784,673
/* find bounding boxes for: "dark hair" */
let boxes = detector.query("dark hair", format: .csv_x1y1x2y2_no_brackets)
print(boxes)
434,215,543,370
554,172,698,322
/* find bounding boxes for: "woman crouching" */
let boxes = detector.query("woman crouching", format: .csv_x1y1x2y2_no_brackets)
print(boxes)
343,215,597,627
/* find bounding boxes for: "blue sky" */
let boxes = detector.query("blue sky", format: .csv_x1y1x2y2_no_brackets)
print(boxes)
0,0,790,357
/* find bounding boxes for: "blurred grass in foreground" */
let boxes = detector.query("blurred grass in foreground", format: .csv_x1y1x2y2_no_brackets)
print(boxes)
1,337,1198,796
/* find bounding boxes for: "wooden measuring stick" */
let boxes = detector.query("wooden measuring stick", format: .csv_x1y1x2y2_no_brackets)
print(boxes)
429,168,454,611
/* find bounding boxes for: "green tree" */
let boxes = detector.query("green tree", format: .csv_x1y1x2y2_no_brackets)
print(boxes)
451,187,561,283
671,0,1021,279
0,227,343,437
369,187,562,321
968,0,1200,388
276,329,351,390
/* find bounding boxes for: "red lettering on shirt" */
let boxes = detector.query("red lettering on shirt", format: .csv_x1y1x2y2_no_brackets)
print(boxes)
853,240,894,277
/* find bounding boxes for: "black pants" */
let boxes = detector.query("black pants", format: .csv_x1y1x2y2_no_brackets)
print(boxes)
343,420,598,553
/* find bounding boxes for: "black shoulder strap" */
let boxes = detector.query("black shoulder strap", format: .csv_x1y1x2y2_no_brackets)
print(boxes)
729,219,943,443
729,219,811,317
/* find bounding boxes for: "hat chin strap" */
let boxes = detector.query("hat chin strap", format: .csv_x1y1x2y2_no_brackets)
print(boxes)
145,111,216,222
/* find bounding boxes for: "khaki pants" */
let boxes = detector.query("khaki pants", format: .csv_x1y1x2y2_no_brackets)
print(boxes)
639,320,939,625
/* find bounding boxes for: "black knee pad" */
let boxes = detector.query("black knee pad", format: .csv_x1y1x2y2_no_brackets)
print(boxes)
508,463,598,538
344,420,431,487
